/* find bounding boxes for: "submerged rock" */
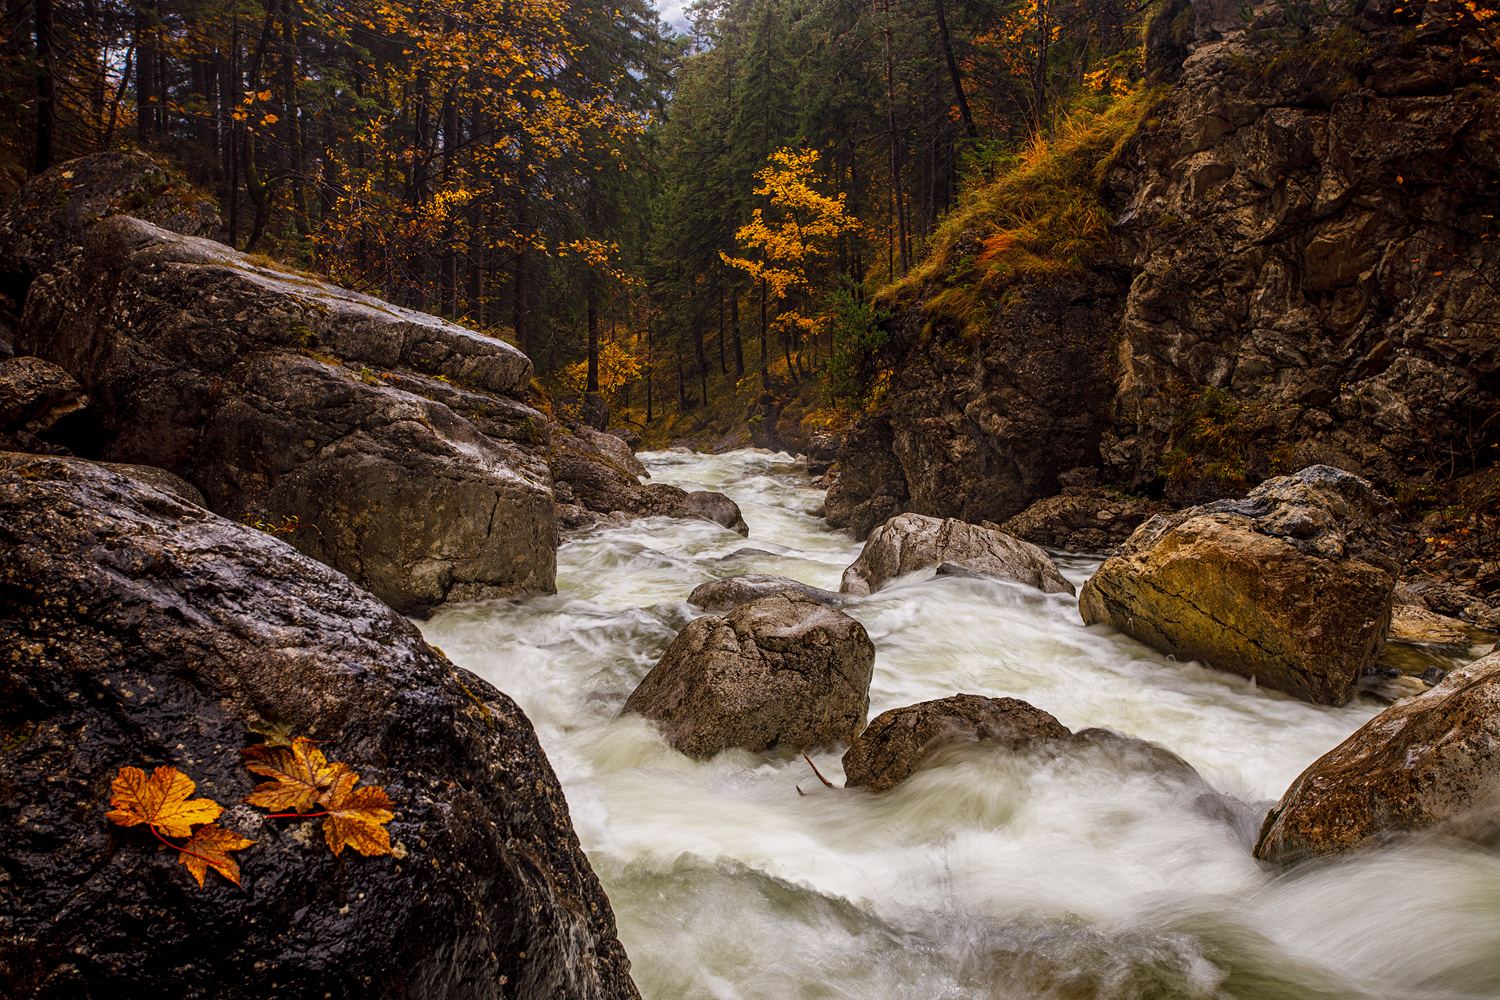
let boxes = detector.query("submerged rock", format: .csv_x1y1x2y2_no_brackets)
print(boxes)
1256,650,1500,865
624,592,874,758
839,512,1074,597
14,211,555,616
842,694,1072,792
688,574,845,613
0,454,637,999
1079,466,1403,705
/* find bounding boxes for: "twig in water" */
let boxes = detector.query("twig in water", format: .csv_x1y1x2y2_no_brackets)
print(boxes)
801,752,834,789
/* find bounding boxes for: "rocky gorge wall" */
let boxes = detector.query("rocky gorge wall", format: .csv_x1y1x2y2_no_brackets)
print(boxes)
828,0,1499,546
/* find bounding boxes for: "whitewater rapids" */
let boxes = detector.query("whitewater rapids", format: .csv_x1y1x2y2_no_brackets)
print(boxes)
421,449,1500,1000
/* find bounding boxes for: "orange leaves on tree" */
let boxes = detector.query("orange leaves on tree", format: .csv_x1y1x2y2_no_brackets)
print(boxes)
178,824,257,888
107,765,224,838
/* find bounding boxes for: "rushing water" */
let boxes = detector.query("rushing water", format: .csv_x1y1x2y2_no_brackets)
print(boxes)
421,450,1500,1000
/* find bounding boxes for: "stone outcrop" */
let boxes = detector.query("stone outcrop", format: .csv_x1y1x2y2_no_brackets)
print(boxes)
827,0,1499,549
999,483,1175,553
1079,465,1403,705
688,574,845,613
0,453,637,1000
842,695,1073,792
623,592,875,758
549,422,748,535
0,356,86,453
1256,649,1500,865
7,171,557,615
840,513,1075,597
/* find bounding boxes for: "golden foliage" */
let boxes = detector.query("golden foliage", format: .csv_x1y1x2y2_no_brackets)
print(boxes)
242,737,353,815
106,766,224,839
178,824,257,888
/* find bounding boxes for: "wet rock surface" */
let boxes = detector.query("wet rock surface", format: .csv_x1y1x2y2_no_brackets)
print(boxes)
842,695,1073,792
999,485,1175,553
1079,466,1403,705
840,512,1075,597
624,592,875,759
12,204,555,616
688,574,845,614
1256,649,1500,865
0,356,86,453
0,454,638,1000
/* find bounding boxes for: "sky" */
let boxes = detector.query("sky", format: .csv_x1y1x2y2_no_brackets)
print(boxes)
651,0,693,34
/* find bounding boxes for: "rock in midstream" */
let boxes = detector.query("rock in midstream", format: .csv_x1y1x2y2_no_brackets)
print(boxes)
840,512,1075,597
624,592,874,758
1256,649,1500,865
0,453,637,1000
688,574,845,613
1079,466,1404,706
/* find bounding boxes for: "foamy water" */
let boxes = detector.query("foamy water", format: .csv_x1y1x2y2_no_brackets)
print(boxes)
422,450,1500,1000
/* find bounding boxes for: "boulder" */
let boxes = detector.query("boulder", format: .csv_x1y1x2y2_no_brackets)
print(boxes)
999,486,1174,553
0,453,637,1000
0,356,86,453
14,210,555,616
839,513,1075,597
623,592,875,758
672,488,749,536
1079,466,1403,705
1255,649,1500,865
842,695,1072,792
607,426,643,451
1388,605,1473,651
688,574,845,613
579,391,609,431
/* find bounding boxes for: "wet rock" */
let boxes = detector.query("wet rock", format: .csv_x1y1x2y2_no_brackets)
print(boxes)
1256,649,1500,865
0,356,86,453
1079,466,1403,705
15,212,555,616
579,391,609,431
0,453,637,1000
672,488,749,536
1388,605,1472,651
624,592,875,758
842,695,1072,792
839,513,1075,597
688,574,845,614
607,426,643,451
999,487,1175,553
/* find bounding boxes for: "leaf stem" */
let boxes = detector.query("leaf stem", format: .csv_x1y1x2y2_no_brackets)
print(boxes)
265,810,329,818
149,824,219,867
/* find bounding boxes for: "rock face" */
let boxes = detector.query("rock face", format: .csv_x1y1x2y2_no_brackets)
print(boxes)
550,422,748,535
0,454,637,1000
11,202,556,616
688,574,845,614
1079,465,1403,705
999,484,1174,553
842,695,1073,792
0,356,86,453
840,513,1075,597
623,593,875,758
828,0,1499,541
1255,649,1500,865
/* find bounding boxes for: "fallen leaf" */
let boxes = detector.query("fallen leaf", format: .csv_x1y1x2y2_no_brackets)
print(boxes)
247,717,297,748
319,769,395,857
179,823,256,887
243,737,351,814
107,765,223,838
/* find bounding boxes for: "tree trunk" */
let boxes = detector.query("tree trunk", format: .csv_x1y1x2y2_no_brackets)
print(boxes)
759,276,769,389
731,291,744,378
512,182,530,357
934,0,977,140
716,290,728,374
34,0,54,172
136,2,155,138
586,294,599,392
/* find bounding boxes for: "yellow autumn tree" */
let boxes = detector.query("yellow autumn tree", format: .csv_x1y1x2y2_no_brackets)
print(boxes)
720,147,862,345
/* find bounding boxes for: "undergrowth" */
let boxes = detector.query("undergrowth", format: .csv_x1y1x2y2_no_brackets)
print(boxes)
882,85,1158,337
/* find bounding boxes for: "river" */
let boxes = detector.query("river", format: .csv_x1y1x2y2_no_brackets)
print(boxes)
421,449,1500,1000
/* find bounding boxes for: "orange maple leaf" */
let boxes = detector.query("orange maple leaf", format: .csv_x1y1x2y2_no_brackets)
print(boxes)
318,769,395,857
242,737,351,814
106,766,223,838
178,823,256,887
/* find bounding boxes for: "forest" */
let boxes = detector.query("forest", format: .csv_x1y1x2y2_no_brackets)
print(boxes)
0,0,1169,437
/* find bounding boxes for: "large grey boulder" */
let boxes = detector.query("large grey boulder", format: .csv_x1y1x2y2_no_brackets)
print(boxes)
0,453,637,1000
1256,649,1500,865
842,694,1072,792
840,513,1074,597
1080,466,1404,705
688,574,845,613
624,592,875,758
14,210,555,616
